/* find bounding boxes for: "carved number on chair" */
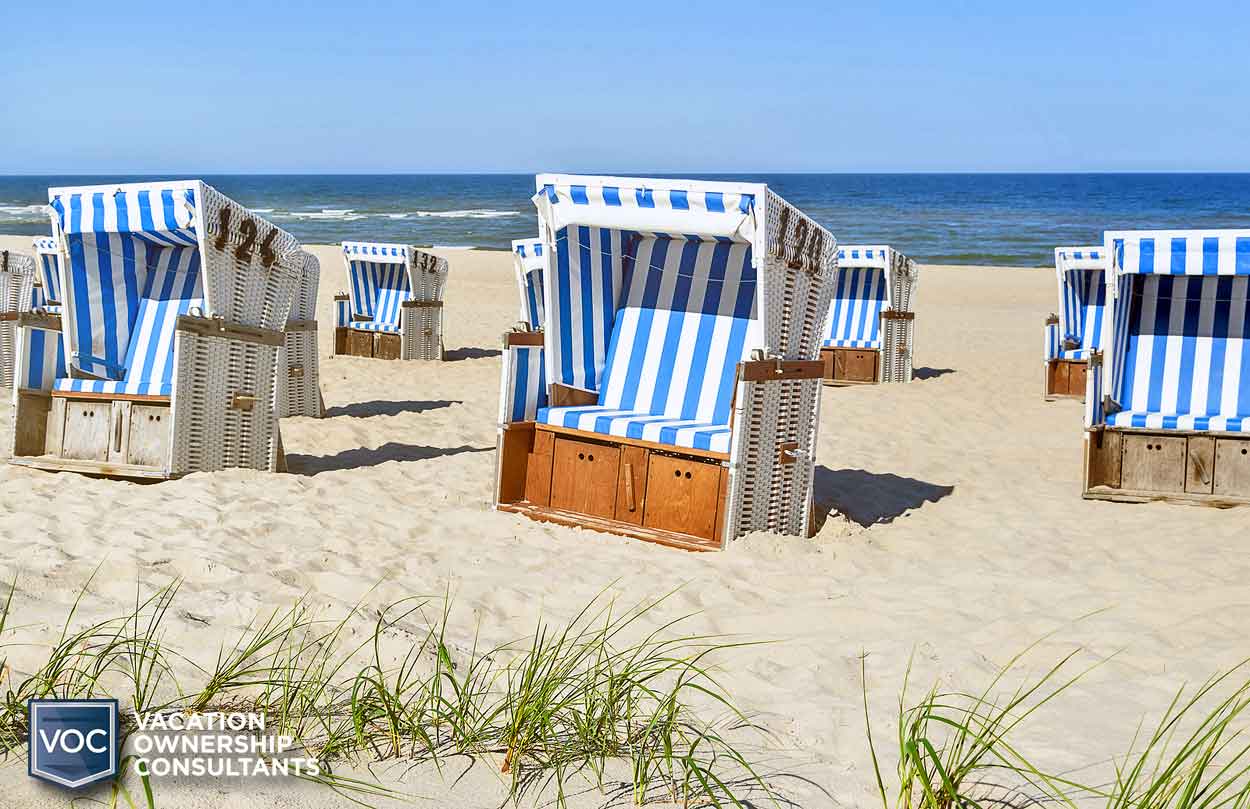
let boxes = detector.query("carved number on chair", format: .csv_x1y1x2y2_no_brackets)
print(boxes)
236,219,259,262
258,228,278,268
214,208,231,251
777,206,824,269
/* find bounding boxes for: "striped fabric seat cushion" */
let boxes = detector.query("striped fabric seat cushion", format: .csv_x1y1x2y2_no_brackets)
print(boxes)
536,234,757,454
349,320,401,333
823,266,888,350
539,407,734,453
54,377,171,398
1110,274,1250,431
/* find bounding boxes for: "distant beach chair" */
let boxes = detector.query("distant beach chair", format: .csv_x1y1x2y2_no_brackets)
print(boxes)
0,249,39,391
278,251,323,418
496,174,838,551
9,180,305,479
819,245,918,384
1084,229,1250,505
334,242,450,361
1044,246,1106,400
512,238,545,331
32,236,64,313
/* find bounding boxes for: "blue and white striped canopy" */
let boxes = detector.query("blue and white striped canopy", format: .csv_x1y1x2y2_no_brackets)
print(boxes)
1053,245,1107,360
341,241,411,332
824,245,892,349
48,182,204,396
1102,230,1250,432
536,174,758,241
512,238,545,330
1110,231,1250,276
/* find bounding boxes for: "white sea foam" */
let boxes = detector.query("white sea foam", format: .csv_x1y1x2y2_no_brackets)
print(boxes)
0,204,50,221
412,209,519,219
284,209,367,221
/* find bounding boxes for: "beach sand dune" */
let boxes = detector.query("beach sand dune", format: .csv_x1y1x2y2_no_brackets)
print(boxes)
0,236,1245,807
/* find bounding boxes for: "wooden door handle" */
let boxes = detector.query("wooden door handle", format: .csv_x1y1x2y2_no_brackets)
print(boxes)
624,463,636,512
231,393,257,412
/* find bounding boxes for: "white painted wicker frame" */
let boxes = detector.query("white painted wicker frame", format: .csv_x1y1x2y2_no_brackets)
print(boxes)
12,181,305,479
0,251,37,391
402,249,450,361
278,251,323,418
501,175,837,548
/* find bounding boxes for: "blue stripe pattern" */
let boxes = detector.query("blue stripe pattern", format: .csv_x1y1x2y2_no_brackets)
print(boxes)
48,185,201,397
512,239,545,330
546,183,755,217
823,262,888,349
537,235,757,453
1104,232,1250,432
341,242,410,332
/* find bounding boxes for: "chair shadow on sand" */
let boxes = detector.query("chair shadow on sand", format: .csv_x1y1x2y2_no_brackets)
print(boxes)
323,400,461,419
812,465,954,529
444,347,502,361
912,366,956,380
285,443,491,476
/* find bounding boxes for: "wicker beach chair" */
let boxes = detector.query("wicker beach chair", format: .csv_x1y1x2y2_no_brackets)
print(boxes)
0,249,39,391
512,238,545,331
1084,229,1250,505
32,236,64,313
819,245,918,384
333,242,450,361
9,180,304,480
1044,246,1106,400
495,174,837,551
278,251,323,418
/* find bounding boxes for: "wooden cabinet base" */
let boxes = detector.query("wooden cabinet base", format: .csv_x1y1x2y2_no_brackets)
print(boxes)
821,347,880,385
1084,429,1250,506
497,423,730,551
1045,359,1087,400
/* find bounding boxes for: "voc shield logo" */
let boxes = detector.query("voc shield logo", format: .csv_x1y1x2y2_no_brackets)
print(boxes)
28,699,120,789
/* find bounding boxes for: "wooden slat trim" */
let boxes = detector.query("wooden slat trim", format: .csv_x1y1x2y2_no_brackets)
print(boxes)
175,315,284,347
9,455,171,480
497,502,722,552
51,390,172,404
739,359,825,383
285,319,318,332
402,300,443,308
881,310,916,321
506,330,544,347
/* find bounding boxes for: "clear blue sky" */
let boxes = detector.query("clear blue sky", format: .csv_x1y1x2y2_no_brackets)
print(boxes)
3,0,1247,174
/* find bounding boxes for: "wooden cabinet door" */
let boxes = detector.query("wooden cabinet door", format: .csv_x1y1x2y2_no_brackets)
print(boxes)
834,349,878,383
348,330,374,357
1214,439,1250,498
127,404,171,468
1121,434,1186,493
643,454,723,540
61,400,110,461
550,437,620,519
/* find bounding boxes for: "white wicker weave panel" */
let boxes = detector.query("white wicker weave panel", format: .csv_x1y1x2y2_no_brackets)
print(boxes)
409,250,449,302
280,328,322,417
198,185,303,331
0,252,37,390
170,328,281,475
290,252,320,321
881,317,915,383
400,305,445,361
723,375,820,543
764,190,837,281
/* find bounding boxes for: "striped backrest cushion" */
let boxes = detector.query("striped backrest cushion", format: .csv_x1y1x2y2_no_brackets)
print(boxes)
343,242,411,326
51,186,198,380
1061,268,1107,349
824,266,888,347
1115,275,1250,418
34,238,61,306
550,226,628,391
120,247,203,387
598,236,758,425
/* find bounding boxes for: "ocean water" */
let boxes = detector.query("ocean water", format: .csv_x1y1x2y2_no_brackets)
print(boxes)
2,174,1248,266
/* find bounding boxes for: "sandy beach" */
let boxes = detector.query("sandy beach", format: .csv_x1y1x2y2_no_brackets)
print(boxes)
0,235,1246,808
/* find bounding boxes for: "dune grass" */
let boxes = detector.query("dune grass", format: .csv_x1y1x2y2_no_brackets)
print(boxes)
0,577,770,808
